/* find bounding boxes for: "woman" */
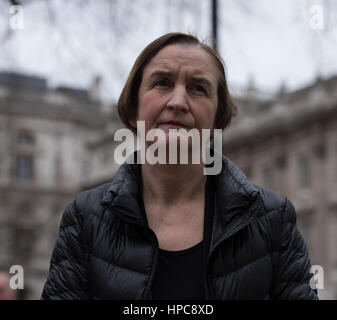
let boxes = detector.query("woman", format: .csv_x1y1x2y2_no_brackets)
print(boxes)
41,33,318,300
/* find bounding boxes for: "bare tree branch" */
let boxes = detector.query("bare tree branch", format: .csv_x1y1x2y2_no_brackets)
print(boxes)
9,0,20,5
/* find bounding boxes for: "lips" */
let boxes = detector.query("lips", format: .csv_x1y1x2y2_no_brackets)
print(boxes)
158,120,190,128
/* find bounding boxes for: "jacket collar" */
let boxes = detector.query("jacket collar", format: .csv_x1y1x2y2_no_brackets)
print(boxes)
101,152,263,246
101,158,145,225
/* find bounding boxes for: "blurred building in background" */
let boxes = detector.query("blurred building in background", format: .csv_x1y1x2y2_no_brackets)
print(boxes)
0,72,109,298
0,71,336,299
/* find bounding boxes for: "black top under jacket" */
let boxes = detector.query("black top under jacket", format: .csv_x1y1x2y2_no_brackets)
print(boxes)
141,176,215,300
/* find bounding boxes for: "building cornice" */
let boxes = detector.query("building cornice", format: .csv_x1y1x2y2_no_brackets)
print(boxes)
224,76,337,147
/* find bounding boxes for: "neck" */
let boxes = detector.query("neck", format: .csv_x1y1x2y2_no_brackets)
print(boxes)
141,162,206,207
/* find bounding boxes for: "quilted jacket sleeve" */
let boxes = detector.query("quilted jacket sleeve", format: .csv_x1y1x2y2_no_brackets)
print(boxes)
272,198,319,300
41,197,90,300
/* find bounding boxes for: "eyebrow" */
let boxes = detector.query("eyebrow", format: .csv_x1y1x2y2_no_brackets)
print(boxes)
148,70,173,79
190,76,212,88
148,70,212,87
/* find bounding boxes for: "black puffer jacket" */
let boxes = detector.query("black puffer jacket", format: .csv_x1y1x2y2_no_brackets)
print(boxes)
41,155,318,300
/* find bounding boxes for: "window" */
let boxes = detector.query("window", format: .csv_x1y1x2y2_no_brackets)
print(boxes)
299,155,310,191
299,221,311,252
15,131,35,182
313,143,326,160
80,161,90,185
16,154,34,181
276,155,287,170
263,167,274,190
102,150,110,166
18,132,35,145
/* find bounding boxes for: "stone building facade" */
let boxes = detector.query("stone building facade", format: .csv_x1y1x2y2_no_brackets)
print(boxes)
0,71,336,299
0,72,108,299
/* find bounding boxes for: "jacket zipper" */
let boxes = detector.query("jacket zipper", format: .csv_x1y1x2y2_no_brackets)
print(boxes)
143,229,159,300
204,206,217,300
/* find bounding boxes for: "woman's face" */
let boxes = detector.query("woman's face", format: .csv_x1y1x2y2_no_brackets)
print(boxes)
131,43,219,142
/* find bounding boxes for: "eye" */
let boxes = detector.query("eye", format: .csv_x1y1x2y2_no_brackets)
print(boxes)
153,79,171,88
190,84,208,95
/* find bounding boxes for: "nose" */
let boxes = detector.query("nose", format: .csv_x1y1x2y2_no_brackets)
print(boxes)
166,86,189,113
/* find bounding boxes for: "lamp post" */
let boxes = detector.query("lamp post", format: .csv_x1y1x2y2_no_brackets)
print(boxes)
212,0,218,50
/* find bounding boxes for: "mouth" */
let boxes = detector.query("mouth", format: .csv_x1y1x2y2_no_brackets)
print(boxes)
158,121,190,129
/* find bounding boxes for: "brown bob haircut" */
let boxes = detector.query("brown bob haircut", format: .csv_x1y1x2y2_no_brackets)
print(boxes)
118,32,238,131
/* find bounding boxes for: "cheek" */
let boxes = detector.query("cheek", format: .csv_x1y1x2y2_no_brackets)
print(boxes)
209,99,218,126
195,101,218,128
137,92,165,126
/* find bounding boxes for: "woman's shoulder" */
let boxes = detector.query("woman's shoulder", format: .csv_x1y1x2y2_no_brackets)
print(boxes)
221,155,292,215
68,182,113,216
253,184,287,212
252,184,298,228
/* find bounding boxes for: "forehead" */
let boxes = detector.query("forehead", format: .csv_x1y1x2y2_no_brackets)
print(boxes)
143,44,219,81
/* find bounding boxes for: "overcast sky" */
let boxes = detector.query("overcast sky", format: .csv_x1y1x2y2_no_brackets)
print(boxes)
0,0,336,103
